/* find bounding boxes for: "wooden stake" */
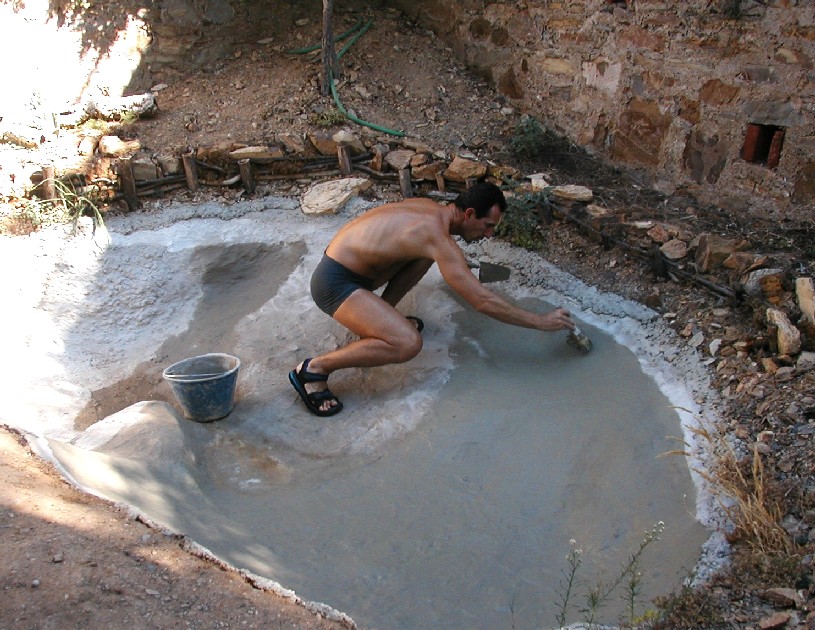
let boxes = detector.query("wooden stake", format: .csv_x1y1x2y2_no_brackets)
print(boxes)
399,168,413,198
41,164,56,201
182,152,199,192
465,177,476,190
435,173,445,192
238,159,256,194
337,143,352,176
117,158,139,211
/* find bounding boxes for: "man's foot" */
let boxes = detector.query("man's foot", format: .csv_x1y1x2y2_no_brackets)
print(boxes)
288,358,343,416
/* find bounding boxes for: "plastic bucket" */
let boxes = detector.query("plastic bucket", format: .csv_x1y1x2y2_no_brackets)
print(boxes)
162,353,241,422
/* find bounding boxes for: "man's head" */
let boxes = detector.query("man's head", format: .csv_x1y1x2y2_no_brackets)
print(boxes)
454,182,506,242
454,182,507,218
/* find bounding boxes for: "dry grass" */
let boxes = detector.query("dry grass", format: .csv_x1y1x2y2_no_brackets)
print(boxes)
683,424,795,556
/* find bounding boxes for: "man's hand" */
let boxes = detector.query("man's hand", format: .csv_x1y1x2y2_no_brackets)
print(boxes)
539,307,575,331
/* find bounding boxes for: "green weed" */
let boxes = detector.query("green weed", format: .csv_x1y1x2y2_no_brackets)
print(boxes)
555,522,665,628
495,189,552,249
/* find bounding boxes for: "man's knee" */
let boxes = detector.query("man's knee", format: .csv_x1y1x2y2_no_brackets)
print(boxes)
392,328,423,363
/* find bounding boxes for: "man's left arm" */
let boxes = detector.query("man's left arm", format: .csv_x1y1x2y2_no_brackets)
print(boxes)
380,258,434,306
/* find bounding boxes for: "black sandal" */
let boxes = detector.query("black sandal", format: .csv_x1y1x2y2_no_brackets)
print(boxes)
406,316,424,333
288,358,343,417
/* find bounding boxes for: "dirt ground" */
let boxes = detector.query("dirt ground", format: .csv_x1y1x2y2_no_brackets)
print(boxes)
2,2,815,629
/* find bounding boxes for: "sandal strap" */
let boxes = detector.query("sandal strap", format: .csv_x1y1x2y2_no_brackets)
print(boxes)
308,389,339,403
297,358,328,383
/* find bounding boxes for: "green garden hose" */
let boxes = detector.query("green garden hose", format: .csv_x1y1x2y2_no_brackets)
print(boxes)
286,19,405,137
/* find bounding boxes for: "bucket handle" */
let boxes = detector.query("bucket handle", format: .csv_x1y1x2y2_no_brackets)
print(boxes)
164,372,226,380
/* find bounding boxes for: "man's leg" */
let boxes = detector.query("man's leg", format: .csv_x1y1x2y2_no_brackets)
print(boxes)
295,261,432,413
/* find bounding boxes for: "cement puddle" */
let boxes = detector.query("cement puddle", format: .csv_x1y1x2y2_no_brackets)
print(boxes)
5,199,716,629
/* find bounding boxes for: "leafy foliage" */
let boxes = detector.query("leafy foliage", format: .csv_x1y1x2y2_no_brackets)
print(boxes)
495,189,552,249
508,114,549,162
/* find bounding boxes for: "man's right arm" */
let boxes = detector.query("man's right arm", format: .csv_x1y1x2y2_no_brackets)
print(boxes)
433,237,574,332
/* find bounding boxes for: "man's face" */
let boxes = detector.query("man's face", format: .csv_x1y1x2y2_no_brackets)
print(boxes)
462,204,502,243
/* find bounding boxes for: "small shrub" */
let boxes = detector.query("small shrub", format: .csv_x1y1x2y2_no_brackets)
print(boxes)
308,107,346,126
652,583,725,629
495,190,551,249
508,115,548,161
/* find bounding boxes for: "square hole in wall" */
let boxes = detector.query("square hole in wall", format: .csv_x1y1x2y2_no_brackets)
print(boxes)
741,123,785,168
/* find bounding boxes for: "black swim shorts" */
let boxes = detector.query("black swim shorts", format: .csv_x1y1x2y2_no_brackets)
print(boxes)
310,254,375,316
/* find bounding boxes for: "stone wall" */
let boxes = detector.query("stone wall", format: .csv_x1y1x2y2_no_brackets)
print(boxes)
4,0,813,220
388,0,815,222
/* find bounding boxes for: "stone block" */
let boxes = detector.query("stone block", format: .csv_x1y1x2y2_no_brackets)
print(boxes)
384,149,415,172
699,80,740,105
98,135,141,158
229,145,284,160
306,129,337,156
332,130,366,155
660,239,688,260
443,154,487,182
696,233,748,273
767,308,802,356
300,177,372,215
684,125,728,184
130,156,159,181
611,98,671,167
797,277,815,325
743,268,785,298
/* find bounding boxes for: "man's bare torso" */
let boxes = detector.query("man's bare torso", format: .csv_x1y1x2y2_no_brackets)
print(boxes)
325,198,450,287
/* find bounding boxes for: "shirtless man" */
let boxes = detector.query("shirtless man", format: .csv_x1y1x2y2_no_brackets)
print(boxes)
288,182,575,416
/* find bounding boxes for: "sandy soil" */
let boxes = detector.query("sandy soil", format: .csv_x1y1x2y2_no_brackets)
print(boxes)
0,427,349,629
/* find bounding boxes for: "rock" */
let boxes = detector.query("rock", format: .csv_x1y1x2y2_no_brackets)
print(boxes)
696,233,748,273
758,611,791,629
156,154,182,176
401,137,433,153
488,164,523,181
578,204,614,228
762,357,779,374
647,224,671,243
550,184,593,201
767,308,802,356
369,143,389,172
758,587,802,608
798,351,815,371
77,133,102,156
409,153,429,167
527,173,551,190
197,142,241,162
412,161,446,181
228,145,284,160
332,130,366,155
743,268,785,299
690,331,705,348
300,177,372,215
306,129,337,156
130,155,159,181
98,135,141,157
660,239,688,260
724,251,761,273
797,278,815,325
384,149,415,172
443,154,487,182
278,133,307,154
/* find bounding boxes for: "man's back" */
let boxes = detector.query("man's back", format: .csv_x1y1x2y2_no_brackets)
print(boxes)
326,198,447,283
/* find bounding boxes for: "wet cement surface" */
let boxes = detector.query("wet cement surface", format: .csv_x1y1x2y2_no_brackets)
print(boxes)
5,201,714,629
49,295,707,629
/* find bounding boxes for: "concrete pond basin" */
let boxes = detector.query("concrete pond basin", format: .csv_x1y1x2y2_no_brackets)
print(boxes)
1,196,723,629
